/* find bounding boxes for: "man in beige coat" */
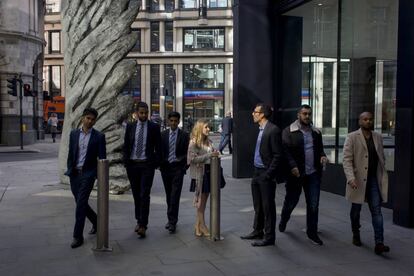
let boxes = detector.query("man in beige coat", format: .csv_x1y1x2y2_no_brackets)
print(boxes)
343,112,390,255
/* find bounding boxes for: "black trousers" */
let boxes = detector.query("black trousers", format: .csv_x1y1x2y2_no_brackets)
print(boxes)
126,162,155,228
160,162,186,226
70,171,97,240
251,167,276,241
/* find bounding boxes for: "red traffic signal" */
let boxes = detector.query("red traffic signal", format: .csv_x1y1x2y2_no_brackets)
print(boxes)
23,84,34,97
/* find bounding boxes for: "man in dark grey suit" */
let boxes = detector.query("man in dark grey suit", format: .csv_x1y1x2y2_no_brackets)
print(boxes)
240,103,282,246
219,111,233,154
65,107,106,249
160,112,190,233
123,102,161,238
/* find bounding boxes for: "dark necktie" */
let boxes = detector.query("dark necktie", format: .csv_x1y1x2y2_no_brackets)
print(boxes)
136,122,144,158
168,131,176,163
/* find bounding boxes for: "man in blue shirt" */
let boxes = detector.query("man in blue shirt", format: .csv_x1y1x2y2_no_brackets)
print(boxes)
279,104,327,246
240,103,282,246
65,107,106,248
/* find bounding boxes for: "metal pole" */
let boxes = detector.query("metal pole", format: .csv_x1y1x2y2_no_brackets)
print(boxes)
209,156,223,241
18,77,23,150
93,159,112,252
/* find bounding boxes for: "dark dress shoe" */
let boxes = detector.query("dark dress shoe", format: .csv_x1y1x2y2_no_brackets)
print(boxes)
137,226,146,238
252,239,275,247
240,231,264,240
307,233,323,246
88,226,97,235
352,234,362,247
375,243,390,255
134,225,140,232
70,238,83,249
165,222,171,230
168,224,176,234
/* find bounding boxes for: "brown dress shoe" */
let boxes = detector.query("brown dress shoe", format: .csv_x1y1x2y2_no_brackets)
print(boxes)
375,243,390,255
137,226,146,238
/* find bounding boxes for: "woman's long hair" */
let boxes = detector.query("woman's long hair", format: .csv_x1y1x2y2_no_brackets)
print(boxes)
191,119,210,148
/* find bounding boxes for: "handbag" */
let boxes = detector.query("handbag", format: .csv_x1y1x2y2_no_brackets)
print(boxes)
203,164,226,189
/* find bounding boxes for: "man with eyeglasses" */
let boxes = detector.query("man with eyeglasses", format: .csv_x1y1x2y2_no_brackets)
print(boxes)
240,103,282,246
279,104,328,246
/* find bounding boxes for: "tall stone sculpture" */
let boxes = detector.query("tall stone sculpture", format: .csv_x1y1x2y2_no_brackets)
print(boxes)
58,0,140,193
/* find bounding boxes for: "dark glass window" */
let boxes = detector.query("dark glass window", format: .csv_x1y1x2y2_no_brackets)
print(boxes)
184,64,224,89
164,64,175,97
184,28,224,50
45,0,60,13
150,0,160,11
165,22,174,51
180,0,197,9
49,31,61,53
122,65,141,100
49,65,61,96
131,29,141,52
151,22,160,52
151,65,160,113
165,0,175,12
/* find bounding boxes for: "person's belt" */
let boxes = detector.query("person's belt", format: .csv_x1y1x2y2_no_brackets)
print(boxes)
130,159,148,163
75,167,83,175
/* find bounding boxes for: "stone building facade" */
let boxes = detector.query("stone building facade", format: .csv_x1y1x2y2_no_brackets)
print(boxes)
44,0,233,131
0,0,45,145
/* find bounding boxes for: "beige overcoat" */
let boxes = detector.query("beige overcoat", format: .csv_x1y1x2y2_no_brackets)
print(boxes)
342,129,388,204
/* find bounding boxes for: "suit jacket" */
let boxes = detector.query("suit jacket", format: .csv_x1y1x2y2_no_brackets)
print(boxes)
221,116,233,135
123,120,162,167
160,128,190,169
282,120,326,177
257,121,283,181
65,128,106,177
342,129,388,204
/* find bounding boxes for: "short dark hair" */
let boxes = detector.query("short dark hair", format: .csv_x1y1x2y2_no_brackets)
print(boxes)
256,103,273,119
134,101,149,111
298,104,312,113
168,111,181,120
82,107,98,118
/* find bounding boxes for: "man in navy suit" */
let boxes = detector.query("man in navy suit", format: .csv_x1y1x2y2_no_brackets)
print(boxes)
240,103,282,247
123,102,162,238
65,107,106,248
160,112,190,233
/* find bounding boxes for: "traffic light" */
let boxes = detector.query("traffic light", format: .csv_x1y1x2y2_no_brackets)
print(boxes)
23,84,33,97
7,77,17,96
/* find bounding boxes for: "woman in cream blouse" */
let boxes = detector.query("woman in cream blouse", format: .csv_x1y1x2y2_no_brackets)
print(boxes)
187,119,220,237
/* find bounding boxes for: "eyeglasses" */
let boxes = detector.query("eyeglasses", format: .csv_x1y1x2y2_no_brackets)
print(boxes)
252,110,263,114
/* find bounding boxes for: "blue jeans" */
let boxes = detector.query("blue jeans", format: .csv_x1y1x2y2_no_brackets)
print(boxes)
350,177,384,244
280,172,321,235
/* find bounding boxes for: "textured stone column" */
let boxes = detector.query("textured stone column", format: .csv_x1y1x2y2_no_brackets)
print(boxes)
58,0,140,193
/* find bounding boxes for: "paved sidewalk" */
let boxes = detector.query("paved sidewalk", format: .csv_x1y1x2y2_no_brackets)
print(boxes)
0,141,413,276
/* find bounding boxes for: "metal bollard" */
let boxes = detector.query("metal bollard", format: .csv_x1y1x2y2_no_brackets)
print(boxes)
209,156,223,241
92,159,112,252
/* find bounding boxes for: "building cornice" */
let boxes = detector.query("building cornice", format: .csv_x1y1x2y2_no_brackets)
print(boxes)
0,29,46,46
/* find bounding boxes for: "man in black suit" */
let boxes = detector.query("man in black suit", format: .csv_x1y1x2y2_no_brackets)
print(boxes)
160,112,190,233
241,103,282,246
65,107,106,249
123,102,161,238
219,111,233,154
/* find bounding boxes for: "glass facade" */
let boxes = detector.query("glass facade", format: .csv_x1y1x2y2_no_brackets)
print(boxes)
45,0,60,13
164,64,175,117
122,65,141,101
131,29,141,52
285,0,398,170
183,64,224,131
150,64,160,114
150,0,160,11
43,66,61,97
165,0,175,12
180,0,197,9
151,22,160,52
208,0,227,8
49,31,60,53
184,28,225,50
165,22,174,51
